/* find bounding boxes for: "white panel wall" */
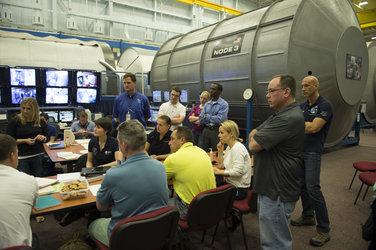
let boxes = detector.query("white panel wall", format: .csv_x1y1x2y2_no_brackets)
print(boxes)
0,0,265,45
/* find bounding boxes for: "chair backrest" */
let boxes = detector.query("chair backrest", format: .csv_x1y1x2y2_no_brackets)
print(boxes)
109,206,180,250
185,184,237,230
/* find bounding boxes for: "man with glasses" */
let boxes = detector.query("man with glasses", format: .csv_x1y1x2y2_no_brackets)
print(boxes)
248,74,305,250
113,73,151,128
158,86,186,131
199,83,228,151
291,75,333,247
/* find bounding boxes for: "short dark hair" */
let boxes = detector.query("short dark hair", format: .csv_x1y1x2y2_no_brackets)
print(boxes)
40,112,49,120
124,73,136,83
0,134,17,163
275,74,296,98
78,111,88,119
174,126,193,143
157,115,171,126
171,86,182,96
94,117,113,135
212,83,223,92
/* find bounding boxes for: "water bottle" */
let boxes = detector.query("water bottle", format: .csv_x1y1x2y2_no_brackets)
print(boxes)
209,148,213,162
65,136,70,147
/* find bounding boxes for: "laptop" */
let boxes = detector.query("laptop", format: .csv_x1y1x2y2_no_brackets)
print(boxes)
81,166,111,177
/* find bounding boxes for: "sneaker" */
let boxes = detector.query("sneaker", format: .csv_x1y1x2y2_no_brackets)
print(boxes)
310,231,330,246
291,216,316,226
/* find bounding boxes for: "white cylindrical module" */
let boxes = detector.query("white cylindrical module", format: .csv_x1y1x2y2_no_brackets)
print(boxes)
150,0,369,147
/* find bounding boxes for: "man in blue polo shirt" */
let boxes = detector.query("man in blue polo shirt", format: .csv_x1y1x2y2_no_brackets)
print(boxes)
199,83,228,151
291,75,333,247
113,73,151,128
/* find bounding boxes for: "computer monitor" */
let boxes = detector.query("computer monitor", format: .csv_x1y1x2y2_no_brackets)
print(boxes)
10,68,36,86
180,89,188,103
46,88,69,104
76,88,97,104
164,91,170,102
45,70,69,87
43,111,59,122
59,110,74,122
150,110,159,123
76,71,98,87
11,87,37,104
152,90,162,103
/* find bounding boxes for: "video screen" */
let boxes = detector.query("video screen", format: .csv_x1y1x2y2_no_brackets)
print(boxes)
76,88,97,104
10,68,36,86
43,111,59,122
150,110,159,123
11,87,37,104
46,70,69,87
180,89,188,103
153,90,162,103
76,71,98,87
59,110,74,122
46,88,69,104
164,91,170,102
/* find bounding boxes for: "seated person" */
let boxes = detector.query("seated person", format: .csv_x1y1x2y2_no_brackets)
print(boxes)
87,117,122,168
145,115,172,160
88,120,169,247
71,110,95,139
0,134,39,249
213,120,252,200
164,126,216,219
40,112,57,142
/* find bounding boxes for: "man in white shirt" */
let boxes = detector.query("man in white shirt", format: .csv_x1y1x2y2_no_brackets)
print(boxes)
158,87,186,131
0,134,39,249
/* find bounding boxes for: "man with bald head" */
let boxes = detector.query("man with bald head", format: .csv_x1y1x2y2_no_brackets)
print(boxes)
291,75,333,247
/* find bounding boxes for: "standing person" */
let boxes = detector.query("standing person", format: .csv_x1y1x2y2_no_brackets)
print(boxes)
248,74,305,250
158,87,186,131
112,73,151,128
88,120,168,247
213,120,252,200
71,110,95,139
187,91,210,148
86,117,122,168
0,134,39,249
291,75,333,247
164,126,216,219
6,97,48,177
40,112,57,142
199,83,229,151
145,115,172,161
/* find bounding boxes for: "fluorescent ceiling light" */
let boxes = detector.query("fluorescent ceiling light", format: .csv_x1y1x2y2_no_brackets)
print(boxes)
372,37,376,40
359,1,368,6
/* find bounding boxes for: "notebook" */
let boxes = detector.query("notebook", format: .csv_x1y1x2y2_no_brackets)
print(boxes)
47,142,66,149
36,195,61,210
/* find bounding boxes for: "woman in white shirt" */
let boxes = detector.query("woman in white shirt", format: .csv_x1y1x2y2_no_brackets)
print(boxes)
213,120,252,200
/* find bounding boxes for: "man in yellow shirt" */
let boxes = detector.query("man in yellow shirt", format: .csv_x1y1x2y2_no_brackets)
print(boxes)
164,126,216,219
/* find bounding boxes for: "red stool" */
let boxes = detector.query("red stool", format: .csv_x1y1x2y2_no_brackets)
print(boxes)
354,172,376,205
349,161,376,190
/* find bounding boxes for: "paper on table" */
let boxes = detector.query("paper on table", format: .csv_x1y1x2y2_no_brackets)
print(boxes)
35,177,59,188
57,172,81,182
56,152,81,160
38,183,60,195
89,184,101,196
80,150,88,154
75,139,90,144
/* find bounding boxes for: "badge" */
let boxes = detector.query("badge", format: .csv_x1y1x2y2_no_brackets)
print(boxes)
310,106,318,115
126,111,131,121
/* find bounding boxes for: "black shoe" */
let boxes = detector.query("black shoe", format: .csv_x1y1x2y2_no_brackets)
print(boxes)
59,209,84,226
228,214,240,232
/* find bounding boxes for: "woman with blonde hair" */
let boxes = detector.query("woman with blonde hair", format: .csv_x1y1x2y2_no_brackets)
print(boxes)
214,120,252,200
6,97,48,176
187,91,210,148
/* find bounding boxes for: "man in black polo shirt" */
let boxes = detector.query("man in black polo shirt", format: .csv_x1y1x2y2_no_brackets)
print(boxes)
199,83,229,151
248,74,305,249
291,75,333,247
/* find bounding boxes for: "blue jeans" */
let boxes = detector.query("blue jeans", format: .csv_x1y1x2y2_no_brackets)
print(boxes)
258,195,296,250
18,155,43,177
300,152,330,232
192,130,203,148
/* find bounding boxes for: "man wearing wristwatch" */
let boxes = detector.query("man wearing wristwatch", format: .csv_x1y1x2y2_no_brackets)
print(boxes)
199,83,228,151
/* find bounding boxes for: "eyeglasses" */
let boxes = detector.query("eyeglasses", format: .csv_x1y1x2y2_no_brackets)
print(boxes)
266,88,285,95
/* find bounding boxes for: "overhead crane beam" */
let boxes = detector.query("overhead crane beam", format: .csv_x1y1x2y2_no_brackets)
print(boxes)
357,8,376,29
174,0,243,15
